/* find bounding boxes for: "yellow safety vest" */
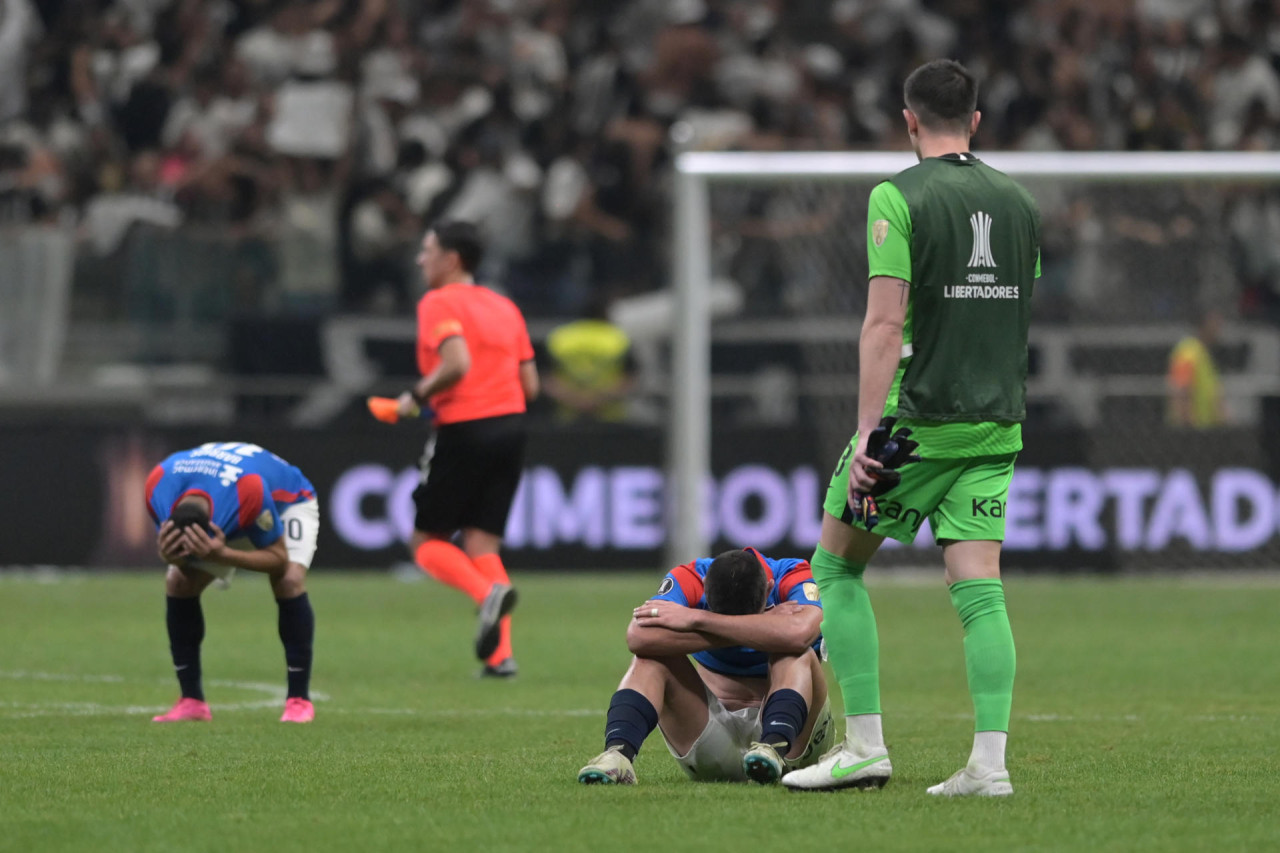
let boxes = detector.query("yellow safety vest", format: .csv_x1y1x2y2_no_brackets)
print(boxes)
1168,336,1223,428
547,320,632,422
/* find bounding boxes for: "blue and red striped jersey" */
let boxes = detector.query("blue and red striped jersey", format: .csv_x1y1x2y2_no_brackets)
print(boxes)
145,442,315,549
653,547,821,677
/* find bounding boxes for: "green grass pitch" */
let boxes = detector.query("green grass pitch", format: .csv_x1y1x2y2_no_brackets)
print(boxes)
2,570,1277,852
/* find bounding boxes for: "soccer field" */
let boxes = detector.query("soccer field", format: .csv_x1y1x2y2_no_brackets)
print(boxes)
2,570,1277,852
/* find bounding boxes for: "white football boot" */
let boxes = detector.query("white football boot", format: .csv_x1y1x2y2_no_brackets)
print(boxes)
742,741,785,784
781,741,891,791
926,765,1013,797
577,746,637,785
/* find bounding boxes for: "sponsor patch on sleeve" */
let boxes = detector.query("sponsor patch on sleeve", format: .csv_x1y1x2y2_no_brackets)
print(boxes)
802,582,819,602
257,510,275,531
657,577,674,595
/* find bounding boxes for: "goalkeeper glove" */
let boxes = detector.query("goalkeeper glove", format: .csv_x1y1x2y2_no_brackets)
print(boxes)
849,417,922,530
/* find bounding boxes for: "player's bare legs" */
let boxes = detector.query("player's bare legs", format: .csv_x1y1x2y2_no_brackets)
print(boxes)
268,562,307,596
462,528,518,672
766,650,828,762
624,654,712,755
461,528,502,559
578,654,710,784
782,513,892,790
165,563,217,597
942,539,1002,584
269,562,316,722
929,539,1015,796
155,566,216,722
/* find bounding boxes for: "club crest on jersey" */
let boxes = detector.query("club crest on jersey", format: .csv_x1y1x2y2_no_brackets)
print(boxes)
256,510,275,531
967,211,997,268
657,577,674,595
802,582,819,602
872,219,890,247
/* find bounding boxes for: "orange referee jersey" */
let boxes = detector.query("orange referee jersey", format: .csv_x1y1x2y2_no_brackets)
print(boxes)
417,282,534,425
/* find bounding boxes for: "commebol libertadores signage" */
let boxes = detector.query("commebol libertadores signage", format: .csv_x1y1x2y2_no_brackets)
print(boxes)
6,423,1272,570
329,463,1280,558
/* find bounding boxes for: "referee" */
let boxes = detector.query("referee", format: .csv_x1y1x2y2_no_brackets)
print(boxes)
781,60,1041,796
397,221,540,678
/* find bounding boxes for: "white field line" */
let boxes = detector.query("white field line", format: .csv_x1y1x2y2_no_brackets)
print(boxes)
0,670,127,683
0,670,328,717
1,671,1271,723
323,707,602,717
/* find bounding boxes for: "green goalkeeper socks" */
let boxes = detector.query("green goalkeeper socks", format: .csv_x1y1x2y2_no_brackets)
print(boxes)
809,545,880,715
809,552,1015,734
949,578,1016,732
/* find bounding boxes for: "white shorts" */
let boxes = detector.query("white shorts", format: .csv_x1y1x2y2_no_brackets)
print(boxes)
280,499,320,569
663,689,835,782
173,499,320,581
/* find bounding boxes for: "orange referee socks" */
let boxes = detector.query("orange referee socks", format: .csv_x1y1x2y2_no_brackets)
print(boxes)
414,540,492,604
472,553,514,664
471,553,510,586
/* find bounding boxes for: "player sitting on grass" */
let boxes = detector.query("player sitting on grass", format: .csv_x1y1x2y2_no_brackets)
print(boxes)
146,442,319,723
578,548,835,785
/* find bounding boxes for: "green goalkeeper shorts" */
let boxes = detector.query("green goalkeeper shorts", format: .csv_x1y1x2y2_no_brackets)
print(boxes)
823,433,1018,545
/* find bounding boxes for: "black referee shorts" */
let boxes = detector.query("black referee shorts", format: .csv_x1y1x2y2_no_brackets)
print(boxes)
413,413,527,537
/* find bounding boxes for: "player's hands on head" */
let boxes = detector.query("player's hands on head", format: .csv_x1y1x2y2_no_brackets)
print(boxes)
632,599,700,632
157,521,189,565
178,521,227,562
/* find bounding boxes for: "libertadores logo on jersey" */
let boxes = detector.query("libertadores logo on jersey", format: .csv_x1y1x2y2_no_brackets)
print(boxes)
944,284,1020,299
967,211,997,268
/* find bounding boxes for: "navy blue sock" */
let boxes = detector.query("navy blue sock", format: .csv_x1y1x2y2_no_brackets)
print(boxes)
276,593,315,700
165,596,205,701
604,688,659,761
759,688,808,751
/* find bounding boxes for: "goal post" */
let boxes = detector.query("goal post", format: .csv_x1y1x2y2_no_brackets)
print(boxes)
668,150,1280,567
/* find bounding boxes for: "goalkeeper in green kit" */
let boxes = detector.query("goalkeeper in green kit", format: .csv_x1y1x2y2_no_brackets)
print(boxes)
781,60,1040,797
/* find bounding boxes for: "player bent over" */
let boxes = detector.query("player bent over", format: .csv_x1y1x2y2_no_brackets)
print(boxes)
578,549,835,785
145,442,319,723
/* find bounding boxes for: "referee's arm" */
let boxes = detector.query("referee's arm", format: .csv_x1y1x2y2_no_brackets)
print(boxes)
519,359,540,402
412,335,470,402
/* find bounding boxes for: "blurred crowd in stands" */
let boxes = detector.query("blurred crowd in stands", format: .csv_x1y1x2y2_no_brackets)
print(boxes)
3,0,1280,321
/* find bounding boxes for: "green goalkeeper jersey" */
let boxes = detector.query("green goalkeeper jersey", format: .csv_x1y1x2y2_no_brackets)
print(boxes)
867,153,1041,457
